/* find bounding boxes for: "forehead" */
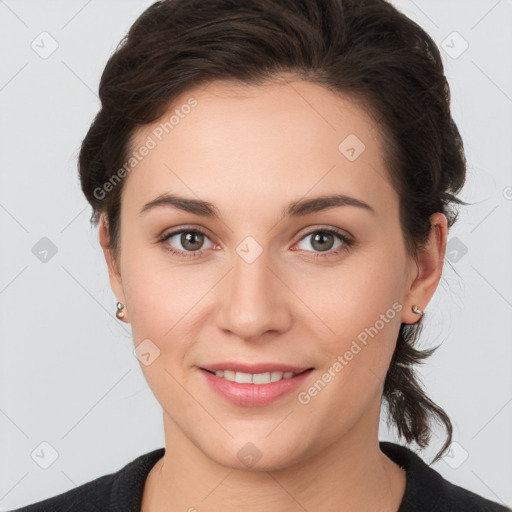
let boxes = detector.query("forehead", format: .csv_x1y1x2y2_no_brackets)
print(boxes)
123,78,396,219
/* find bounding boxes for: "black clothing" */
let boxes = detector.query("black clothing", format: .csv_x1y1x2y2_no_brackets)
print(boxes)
8,441,510,511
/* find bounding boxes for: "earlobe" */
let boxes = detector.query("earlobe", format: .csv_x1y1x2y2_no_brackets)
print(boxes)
98,215,129,322
402,212,447,325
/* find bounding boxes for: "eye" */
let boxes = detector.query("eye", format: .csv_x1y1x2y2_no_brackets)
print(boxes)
158,228,215,258
293,228,353,259
158,226,354,260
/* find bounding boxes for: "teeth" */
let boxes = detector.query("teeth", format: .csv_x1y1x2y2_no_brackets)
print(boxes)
270,371,283,382
235,372,253,384
253,372,271,384
213,370,297,384
223,370,235,381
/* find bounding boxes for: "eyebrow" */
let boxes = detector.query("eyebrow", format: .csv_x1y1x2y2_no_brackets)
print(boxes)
139,192,376,218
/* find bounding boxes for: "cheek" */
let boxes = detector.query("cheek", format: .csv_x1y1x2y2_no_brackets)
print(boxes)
296,296,403,432
298,244,406,385
301,247,405,337
119,241,200,334
121,258,216,381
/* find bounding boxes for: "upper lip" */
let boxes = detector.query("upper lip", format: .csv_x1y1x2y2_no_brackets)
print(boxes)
200,362,313,374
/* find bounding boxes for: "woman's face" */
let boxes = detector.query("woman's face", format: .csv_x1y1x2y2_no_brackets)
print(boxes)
102,78,428,470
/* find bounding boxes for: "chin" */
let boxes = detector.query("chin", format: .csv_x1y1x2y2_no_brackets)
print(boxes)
198,434,310,472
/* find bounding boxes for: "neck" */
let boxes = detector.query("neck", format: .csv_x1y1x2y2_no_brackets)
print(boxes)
141,404,406,512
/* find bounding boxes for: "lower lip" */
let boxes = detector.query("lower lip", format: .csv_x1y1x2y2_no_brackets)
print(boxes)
200,368,313,407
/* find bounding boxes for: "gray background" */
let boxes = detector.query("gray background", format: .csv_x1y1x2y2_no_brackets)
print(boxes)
1,0,511,509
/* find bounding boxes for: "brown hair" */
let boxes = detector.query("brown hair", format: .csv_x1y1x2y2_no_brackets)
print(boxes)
79,0,466,463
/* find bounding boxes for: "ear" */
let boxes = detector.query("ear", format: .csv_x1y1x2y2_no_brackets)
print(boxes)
98,215,129,323
402,212,447,324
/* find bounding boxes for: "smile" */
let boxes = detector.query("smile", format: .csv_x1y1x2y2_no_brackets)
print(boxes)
200,366,314,406
204,369,303,384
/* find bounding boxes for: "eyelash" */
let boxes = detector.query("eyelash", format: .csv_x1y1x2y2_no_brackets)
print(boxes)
157,227,354,260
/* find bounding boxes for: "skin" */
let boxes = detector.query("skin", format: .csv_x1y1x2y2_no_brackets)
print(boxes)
99,76,447,511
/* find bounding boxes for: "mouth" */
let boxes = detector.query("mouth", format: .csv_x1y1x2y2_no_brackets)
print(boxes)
201,368,312,384
199,363,314,406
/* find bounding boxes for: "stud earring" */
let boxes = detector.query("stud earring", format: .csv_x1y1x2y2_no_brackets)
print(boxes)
116,302,126,320
411,305,424,316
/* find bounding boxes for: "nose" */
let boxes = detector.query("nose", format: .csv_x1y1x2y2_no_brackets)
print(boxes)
215,246,292,342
